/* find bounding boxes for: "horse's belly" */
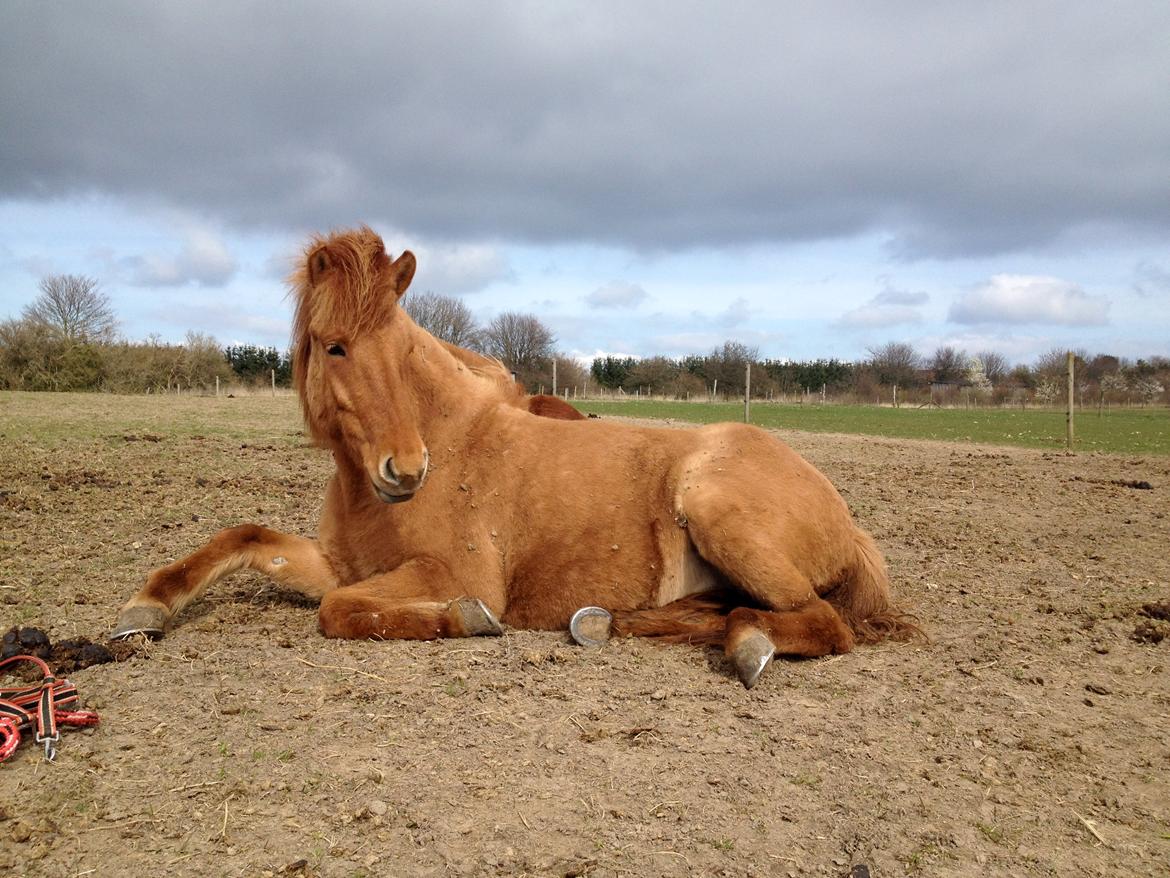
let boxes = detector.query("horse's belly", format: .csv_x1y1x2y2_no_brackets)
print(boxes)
655,538,721,606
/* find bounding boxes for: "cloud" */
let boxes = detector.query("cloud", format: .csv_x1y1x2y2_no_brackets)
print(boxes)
873,283,929,307
150,301,290,347
1,4,1167,257
410,242,513,295
949,275,1109,326
838,304,924,329
1133,260,1170,298
715,296,753,327
650,328,784,356
586,281,649,309
568,348,642,368
838,280,929,328
124,228,237,287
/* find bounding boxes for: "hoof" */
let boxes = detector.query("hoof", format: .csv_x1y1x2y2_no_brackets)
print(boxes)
110,606,168,641
569,606,613,647
731,632,774,689
453,598,503,636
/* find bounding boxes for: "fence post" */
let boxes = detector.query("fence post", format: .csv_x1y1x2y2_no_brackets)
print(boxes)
552,358,557,398
271,369,276,397
893,384,898,408
744,363,751,423
1066,351,1075,450
215,376,220,397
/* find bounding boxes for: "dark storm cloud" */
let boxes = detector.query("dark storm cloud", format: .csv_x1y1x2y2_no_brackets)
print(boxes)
2,2,1168,256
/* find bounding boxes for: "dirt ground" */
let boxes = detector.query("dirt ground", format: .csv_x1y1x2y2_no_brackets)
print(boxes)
1,395,1168,877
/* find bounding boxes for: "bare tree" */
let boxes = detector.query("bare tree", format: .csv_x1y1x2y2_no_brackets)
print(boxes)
23,275,117,342
866,341,922,387
928,346,967,384
480,312,555,373
706,340,760,396
975,350,1008,386
404,291,482,349
1034,347,1088,381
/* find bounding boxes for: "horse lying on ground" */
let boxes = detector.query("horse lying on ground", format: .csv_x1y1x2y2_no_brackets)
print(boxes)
113,228,916,687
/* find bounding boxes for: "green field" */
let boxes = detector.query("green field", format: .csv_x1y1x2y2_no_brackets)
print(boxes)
572,398,1170,455
3,391,1167,455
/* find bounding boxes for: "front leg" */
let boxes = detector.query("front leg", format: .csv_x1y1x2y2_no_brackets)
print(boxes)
112,524,340,639
318,556,502,640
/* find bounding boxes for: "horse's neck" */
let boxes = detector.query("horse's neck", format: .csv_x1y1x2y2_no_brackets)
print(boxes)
406,325,517,415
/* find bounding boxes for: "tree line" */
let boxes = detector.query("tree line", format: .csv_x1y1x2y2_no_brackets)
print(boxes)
0,275,284,392
2,275,1167,406
591,340,1169,406
0,275,587,394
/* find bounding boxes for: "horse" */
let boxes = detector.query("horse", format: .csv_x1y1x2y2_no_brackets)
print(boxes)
112,227,916,687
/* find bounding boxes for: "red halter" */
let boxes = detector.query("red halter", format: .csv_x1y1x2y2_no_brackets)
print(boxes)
0,654,99,763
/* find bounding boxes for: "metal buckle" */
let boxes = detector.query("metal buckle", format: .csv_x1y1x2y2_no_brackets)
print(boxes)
36,731,60,762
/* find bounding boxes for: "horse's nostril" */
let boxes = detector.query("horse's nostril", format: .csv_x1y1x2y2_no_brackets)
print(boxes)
382,457,399,485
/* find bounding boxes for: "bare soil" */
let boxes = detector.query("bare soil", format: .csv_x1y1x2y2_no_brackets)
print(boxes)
2,402,1168,877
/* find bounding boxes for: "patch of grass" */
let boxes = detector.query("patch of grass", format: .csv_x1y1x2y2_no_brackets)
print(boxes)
790,773,822,788
903,843,942,872
1,390,304,448
572,399,1170,455
976,821,1006,844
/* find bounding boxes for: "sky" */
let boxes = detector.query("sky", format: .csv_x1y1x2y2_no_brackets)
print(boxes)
1,2,1168,367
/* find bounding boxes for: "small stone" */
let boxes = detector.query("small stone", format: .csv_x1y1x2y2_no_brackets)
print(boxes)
650,689,667,701
368,800,388,816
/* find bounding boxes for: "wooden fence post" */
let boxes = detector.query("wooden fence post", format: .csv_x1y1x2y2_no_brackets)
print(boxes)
271,369,276,397
744,363,751,423
1066,351,1075,450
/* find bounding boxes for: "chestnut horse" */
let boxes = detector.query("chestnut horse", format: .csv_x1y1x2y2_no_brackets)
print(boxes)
113,228,914,687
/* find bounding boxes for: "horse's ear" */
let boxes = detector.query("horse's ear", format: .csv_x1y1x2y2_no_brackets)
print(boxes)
307,244,334,286
388,250,416,298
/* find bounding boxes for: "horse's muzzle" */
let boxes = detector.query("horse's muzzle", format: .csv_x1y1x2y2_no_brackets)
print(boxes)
371,450,428,503
372,481,417,504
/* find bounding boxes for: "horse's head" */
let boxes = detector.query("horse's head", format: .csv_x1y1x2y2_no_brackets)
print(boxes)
291,227,430,504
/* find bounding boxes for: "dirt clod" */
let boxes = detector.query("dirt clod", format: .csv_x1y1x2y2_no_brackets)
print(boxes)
1132,620,1167,644
1,627,136,674
1139,600,1170,621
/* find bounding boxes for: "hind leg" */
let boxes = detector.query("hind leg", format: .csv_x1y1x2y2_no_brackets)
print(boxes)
112,524,340,639
724,603,854,688
682,484,855,686
570,593,736,647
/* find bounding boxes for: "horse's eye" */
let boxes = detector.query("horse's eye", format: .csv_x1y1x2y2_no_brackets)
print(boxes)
326,343,346,357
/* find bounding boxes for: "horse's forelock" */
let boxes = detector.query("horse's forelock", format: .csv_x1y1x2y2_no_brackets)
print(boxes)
293,227,400,339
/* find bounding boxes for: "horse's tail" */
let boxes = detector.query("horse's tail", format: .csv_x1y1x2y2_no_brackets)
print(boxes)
610,593,732,646
826,528,923,645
